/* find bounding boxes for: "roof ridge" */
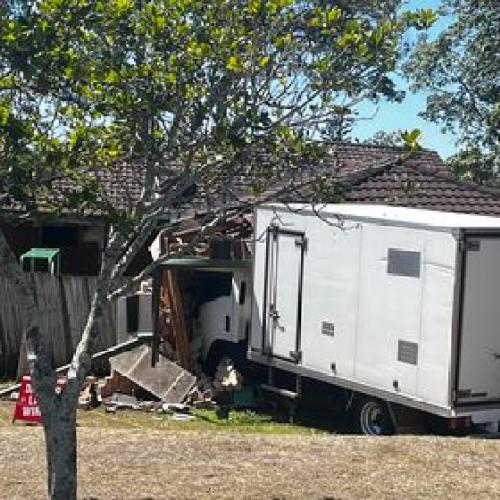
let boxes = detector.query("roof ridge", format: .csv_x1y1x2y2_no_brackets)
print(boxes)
325,140,440,155
402,163,500,199
341,153,409,185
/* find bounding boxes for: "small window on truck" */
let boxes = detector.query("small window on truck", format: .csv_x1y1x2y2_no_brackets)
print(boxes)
387,248,421,278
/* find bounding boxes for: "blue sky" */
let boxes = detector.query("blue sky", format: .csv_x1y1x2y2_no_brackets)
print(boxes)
352,0,457,159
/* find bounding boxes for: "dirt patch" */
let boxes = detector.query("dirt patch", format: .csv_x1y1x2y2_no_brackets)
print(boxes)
0,425,499,499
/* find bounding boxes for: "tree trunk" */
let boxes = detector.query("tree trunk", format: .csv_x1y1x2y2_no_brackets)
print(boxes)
43,405,78,500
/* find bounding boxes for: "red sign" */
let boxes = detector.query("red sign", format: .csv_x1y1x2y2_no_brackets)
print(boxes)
13,374,67,424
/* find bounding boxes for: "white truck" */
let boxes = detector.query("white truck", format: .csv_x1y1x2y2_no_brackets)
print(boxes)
196,203,500,434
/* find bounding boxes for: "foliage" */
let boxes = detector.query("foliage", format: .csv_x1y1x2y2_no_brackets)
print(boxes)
321,107,356,142
404,0,499,182
365,129,404,146
447,147,500,186
365,128,422,150
0,0,436,223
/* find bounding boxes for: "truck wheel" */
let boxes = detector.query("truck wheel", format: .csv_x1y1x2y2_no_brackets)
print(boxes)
353,397,394,436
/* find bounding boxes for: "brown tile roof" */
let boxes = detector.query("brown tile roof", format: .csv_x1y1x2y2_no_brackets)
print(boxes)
175,143,448,212
0,163,148,217
4,142,498,220
5,142,443,217
324,142,446,175
343,160,500,216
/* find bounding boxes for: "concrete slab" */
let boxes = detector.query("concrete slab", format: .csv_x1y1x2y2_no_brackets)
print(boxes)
109,345,196,404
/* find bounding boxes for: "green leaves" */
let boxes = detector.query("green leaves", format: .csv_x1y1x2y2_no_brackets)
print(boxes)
0,104,9,127
259,56,270,67
405,0,498,182
226,55,243,72
266,0,293,14
400,129,423,150
0,0,437,219
326,7,341,24
113,0,133,14
104,69,120,84
403,9,437,29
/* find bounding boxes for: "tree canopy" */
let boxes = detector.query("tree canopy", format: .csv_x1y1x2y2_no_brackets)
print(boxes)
405,0,499,183
1,0,436,218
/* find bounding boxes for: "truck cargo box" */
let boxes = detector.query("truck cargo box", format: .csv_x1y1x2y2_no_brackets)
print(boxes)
249,204,500,426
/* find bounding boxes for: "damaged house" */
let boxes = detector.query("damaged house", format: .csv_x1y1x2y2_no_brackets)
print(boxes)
148,143,500,385
0,164,152,374
4,142,500,416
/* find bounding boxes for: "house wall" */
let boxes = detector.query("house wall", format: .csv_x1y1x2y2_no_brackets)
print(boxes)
0,219,107,275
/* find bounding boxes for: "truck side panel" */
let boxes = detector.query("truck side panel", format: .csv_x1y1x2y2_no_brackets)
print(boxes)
418,230,457,406
299,215,361,379
251,207,458,412
354,223,456,407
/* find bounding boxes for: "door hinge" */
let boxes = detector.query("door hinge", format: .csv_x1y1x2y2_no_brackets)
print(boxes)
295,237,308,251
269,309,280,320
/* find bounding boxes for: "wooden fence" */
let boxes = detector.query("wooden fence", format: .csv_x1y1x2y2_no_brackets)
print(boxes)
0,273,117,377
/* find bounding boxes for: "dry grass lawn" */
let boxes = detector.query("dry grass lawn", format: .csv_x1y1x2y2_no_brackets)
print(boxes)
0,402,499,499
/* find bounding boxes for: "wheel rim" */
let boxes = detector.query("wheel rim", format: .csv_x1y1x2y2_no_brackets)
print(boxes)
359,401,385,435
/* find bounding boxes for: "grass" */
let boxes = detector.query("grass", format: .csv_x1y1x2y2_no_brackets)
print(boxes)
0,400,323,436
1,401,500,498
0,424,499,499
80,406,323,435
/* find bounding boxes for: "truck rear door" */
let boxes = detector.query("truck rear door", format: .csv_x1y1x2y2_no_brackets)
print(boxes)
264,227,305,362
457,235,500,404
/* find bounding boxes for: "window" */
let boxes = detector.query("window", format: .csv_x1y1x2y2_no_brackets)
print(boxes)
239,281,247,305
41,226,79,247
387,248,421,278
195,271,232,303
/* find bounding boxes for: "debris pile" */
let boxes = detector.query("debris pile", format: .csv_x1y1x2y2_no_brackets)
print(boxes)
213,357,242,393
79,344,246,420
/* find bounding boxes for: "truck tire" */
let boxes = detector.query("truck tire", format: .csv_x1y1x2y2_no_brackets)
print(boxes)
353,397,394,436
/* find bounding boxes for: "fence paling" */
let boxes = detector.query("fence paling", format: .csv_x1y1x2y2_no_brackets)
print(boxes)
0,273,117,377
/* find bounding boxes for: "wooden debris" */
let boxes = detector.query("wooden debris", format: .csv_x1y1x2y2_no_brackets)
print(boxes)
163,270,191,370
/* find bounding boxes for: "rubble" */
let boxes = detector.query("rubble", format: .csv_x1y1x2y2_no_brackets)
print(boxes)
161,403,191,413
76,346,247,420
101,371,138,400
170,413,196,422
104,393,139,410
136,400,161,412
213,357,242,393
78,377,99,410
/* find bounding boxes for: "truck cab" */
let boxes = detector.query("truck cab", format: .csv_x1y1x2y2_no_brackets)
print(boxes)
196,268,252,371
151,258,252,374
